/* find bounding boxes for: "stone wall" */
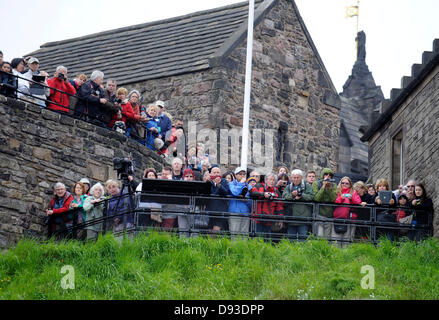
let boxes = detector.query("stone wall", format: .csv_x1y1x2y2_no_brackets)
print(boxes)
0,96,166,248
218,0,340,172
126,0,340,173
367,67,439,237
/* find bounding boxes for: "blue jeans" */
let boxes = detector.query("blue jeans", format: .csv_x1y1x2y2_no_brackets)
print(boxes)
287,224,309,241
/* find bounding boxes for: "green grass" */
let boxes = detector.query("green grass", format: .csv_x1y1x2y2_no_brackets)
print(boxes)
1,233,439,300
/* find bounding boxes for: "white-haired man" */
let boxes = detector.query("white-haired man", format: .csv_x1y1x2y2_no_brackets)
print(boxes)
283,169,314,241
171,157,184,180
46,182,74,235
76,70,119,126
47,65,76,113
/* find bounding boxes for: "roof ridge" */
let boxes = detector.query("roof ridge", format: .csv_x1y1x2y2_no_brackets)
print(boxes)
40,1,259,49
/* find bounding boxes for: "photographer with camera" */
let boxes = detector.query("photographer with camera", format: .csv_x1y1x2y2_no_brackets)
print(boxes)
108,87,135,132
205,166,231,234
283,169,314,241
250,173,284,239
311,168,338,240
228,167,252,237
21,57,50,107
47,66,76,113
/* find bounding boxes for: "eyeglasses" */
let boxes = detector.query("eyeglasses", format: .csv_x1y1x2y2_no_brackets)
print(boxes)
341,182,350,185
407,185,415,188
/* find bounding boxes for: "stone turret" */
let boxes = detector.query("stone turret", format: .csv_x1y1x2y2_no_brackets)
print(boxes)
337,31,384,177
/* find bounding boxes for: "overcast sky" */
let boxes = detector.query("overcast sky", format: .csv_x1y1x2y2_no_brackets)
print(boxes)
1,0,438,98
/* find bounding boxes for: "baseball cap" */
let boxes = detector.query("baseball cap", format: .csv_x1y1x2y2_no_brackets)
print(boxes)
28,57,39,64
234,166,246,175
155,100,165,108
80,178,90,185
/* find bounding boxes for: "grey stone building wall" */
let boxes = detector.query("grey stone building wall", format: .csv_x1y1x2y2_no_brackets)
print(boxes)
367,67,439,237
127,0,340,173
0,96,166,248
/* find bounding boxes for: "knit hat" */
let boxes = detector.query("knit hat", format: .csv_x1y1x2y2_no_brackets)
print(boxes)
247,177,257,184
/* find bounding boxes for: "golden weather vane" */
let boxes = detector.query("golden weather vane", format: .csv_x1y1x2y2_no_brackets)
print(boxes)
346,0,360,58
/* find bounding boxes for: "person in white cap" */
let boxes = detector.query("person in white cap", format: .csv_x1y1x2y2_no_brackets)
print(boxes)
80,178,91,195
155,100,172,144
228,166,251,237
22,57,50,107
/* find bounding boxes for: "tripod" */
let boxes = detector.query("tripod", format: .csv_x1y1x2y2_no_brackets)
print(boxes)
110,172,136,235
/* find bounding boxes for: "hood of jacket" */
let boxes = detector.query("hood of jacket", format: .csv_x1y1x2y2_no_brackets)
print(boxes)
320,168,335,180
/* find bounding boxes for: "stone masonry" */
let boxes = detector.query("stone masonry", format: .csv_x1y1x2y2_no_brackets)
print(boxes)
366,67,439,237
0,95,166,248
127,0,340,174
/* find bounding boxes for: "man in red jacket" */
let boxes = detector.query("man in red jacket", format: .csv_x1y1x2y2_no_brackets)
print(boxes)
46,182,74,234
47,66,76,113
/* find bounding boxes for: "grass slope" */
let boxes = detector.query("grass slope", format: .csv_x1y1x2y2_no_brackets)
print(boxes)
1,233,439,300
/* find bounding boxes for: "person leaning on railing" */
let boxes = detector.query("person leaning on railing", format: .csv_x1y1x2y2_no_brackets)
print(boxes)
409,183,434,241
47,66,76,113
228,167,252,236
282,169,314,241
332,176,363,247
83,182,106,240
76,70,118,126
0,61,17,98
68,181,88,240
126,89,146,142
250,172,284,238
46,182,74,235
11,58,28,98
311,168,338,239
105,179,134,233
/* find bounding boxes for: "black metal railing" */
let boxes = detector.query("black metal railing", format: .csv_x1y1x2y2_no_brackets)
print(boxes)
47,191,433,245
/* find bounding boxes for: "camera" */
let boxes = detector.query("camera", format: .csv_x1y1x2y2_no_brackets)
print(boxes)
115,98,122,104
58,73,65,80
323,178,335,183
267,192,276,200
113,157,134,178
292,185,304,197
240,187,249,197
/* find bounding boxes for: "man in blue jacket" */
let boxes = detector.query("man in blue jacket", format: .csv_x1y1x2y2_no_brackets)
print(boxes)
155,100,172,143
228,167,251,237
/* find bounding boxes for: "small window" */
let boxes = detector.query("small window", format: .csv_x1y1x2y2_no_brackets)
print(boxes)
391,130,403,190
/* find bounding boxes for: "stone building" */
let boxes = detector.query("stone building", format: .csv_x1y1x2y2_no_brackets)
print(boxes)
361,39,439,237
337,31,384,180
29,0,341,174
0,97,166,248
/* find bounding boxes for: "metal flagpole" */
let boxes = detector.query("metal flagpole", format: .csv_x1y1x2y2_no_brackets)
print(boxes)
240,0,255,170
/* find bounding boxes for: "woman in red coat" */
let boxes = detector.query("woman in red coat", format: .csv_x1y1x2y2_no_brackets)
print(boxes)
108,87,135,130
250,173,284,239
332,176,363,247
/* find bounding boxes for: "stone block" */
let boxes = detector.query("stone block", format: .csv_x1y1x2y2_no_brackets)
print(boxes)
33,147,52,161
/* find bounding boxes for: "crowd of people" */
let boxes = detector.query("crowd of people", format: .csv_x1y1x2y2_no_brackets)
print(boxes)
0,52,184,158
46,162,434,244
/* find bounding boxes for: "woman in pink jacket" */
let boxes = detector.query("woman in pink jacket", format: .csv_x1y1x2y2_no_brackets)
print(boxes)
332,176,363,247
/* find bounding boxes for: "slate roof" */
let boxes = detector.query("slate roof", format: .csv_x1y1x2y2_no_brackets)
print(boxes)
28,0,265,85
28,0,337,93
